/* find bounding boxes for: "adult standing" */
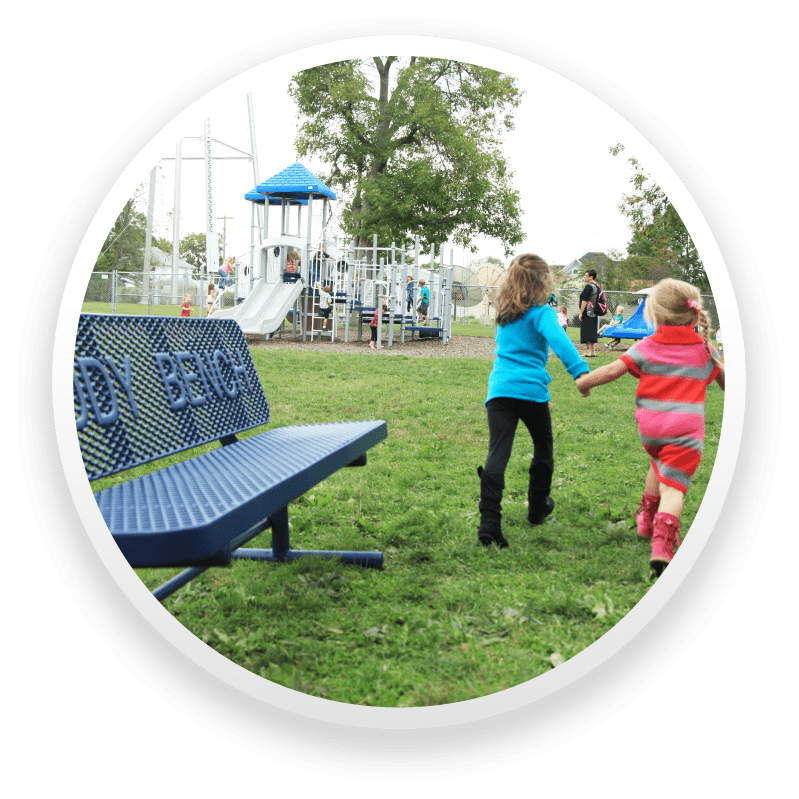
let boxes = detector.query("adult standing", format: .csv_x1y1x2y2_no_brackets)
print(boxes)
579,269,600,357
406,275,415,313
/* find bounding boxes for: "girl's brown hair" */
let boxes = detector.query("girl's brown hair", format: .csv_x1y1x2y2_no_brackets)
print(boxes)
494,253,554,326
645,278,720,366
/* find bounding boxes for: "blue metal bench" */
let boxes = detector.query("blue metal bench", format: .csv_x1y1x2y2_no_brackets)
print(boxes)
74,313,387,601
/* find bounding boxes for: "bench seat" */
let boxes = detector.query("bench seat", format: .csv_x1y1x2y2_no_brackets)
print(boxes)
75,313,388,600
98,420,387,568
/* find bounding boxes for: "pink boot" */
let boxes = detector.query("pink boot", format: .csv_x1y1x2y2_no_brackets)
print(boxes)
650,512,681,576
635,492,659,540
369,340,375,349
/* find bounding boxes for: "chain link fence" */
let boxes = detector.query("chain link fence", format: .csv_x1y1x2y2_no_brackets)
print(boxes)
83,273,718,334
83,272,237,315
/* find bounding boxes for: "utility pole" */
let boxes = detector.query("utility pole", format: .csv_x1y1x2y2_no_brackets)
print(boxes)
217,215,234,260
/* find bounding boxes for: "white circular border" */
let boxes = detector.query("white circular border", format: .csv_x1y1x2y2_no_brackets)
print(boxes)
51,23,744,731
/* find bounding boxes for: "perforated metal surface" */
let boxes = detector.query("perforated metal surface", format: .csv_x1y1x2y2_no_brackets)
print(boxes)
75,314,270,481
97,420,387,567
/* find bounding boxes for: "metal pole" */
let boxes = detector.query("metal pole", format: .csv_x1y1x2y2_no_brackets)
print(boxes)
400,248,407,344
376,257,384,349
249,202,256,295
413,235,420,336
436,247,445,325
443,265,453,344
345,244,354,343
217,215,233,261
143,165,156,274
303,193,313,341
387,261,395,348
372,234,378,281
202,119,217,319
172,140,182,301
246,93,263,242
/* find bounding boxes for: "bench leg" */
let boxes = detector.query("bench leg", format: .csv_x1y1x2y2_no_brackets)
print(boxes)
269,505,290,559
152,566,209,601
233,547,383,568
233,504,383,568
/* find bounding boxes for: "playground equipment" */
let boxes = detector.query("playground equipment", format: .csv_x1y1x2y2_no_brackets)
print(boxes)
210,162,454,347
476,260,507,322
599,289,655,345
449,265,484,321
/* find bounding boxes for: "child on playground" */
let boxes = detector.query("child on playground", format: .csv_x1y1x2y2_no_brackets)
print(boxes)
180,293,191,318
316,281,333,333
575,278,725,575
557,304,568,332
600,305,625,349
206,282,217,316
218,256,235,288
418,279,430,325
369,304,388,349
477,254,589,549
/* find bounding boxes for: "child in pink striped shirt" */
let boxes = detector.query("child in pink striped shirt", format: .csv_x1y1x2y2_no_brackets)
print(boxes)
575,279,725,576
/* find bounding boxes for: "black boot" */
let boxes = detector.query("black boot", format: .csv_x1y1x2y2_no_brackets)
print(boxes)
477,466,509,548
527,462,555,525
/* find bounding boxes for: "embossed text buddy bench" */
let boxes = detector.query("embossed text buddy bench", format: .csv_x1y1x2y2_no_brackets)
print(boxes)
75,314,387,601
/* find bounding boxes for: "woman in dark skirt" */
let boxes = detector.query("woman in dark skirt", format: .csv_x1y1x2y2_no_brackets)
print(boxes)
578,269,599,356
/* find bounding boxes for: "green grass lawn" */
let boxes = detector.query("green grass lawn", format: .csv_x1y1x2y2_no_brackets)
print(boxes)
82,300,232,317
91,343,724,707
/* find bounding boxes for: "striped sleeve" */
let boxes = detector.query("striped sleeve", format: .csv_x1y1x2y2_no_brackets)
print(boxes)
620,343,645,378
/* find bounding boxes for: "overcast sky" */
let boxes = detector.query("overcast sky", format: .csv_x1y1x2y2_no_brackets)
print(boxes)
142,55,641,270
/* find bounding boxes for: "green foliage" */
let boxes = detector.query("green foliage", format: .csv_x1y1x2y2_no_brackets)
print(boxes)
179,231,223,278
289,57,525,256
610,143,709,291
118,346,723,707
94,194,148,273
475,255,506,273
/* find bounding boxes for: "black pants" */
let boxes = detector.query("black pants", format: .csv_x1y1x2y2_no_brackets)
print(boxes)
484,397,554,495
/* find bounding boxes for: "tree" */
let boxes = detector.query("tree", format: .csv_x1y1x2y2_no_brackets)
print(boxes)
289,57,525,257
476,255,505,269
610,143,709,292
94,194,148,273
179,232,223,280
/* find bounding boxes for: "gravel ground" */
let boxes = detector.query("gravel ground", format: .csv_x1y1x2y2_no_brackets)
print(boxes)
246,331,629,359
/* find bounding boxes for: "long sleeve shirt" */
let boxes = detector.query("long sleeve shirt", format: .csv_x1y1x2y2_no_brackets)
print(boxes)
486,304,589,404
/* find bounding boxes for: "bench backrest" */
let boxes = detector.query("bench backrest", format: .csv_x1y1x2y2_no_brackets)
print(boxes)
75,314,270,481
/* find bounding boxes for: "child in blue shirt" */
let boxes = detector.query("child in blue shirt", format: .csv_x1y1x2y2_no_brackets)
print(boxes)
418,279,430,325
478,253,589,548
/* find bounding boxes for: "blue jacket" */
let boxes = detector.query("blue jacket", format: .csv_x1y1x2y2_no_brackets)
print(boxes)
487,304,589,404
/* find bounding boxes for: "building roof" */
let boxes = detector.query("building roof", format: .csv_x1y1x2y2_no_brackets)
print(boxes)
560,252,616,275
149,247,194,273
255,163,336,200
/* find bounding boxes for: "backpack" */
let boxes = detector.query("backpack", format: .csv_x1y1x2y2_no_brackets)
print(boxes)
592,283,608,316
